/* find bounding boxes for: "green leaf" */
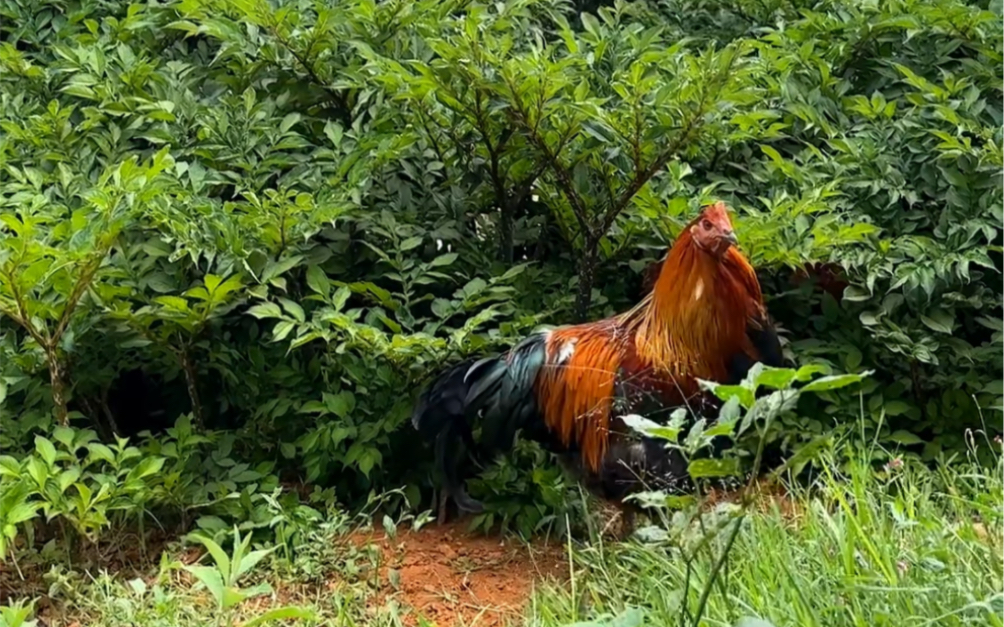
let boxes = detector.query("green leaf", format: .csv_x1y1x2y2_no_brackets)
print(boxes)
306,265,330,297
888,430,923,445
155,296,189,311
688,458,741,479
52,426,75,449
620,413,684,443
261,255,303,283
323,391,355,418
754,367,797,390
430,298,453,318
920,310,953,334
134,456,165,479
883,400,912,417
793,364,829,381
707,384,755,409
704,421,736,438
279,298,305,323
242,607,317,627
331,286,351,311
279,112,301,133
203,274,223,294
221,586,248,610
25,457,48,489
272,321,295,342
184,565,226,607
400,236,423,251
233,547,275,580
189,534,232,581
324,121,344,147
430,252,458,267
58,467,82,493
34,437,57,467
843,286,871,302
86,443,115,465
462,278,487,296
801,372,871,393
248,303,282,319
580,12,601,37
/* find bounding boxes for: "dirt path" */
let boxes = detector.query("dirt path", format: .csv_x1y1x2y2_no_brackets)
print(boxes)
351,521,568,626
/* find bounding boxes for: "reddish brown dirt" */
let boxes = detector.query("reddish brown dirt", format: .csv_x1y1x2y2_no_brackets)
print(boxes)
350,521,568,627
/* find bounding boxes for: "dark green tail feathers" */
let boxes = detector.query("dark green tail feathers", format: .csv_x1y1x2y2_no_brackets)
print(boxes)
410,335,548,516
411,358,485,514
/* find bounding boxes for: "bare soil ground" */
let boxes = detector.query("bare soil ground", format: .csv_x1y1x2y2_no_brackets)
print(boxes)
349,520,568,626
0,520,568,627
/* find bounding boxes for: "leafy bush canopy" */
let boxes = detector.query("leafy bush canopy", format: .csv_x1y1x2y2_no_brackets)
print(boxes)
0,0,1001,546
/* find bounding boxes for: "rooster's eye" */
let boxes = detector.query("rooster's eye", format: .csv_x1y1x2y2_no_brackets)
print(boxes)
701,220,712,230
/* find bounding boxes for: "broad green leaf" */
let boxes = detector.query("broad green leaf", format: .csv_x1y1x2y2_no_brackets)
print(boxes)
52,426,75,449
706,383,755,409
242,607,317,627
134,456,165,479
185,564,225,606
324,121,343,146
400,236,423,251
920,310,954,334
323,391,355,418
233,547,275,580
793,364,829,381
331,286,351,311
580,12,601,37
221,585,248,610
272,321,295,342
305,265,330,297
155,296,190,312
430,298,453,318
279,112,301,133
189,535,232,581
247,303,282,319
688,458,741,479
430,252,458,267
883,400,912,416
241,605,315,625
279,298,305,323
86,439,115,465
888,430,923,445
801,372,871,393
34,437,57,467
754,367,797,390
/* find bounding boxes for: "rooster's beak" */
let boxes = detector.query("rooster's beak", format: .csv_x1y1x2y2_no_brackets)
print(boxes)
722,231,738,247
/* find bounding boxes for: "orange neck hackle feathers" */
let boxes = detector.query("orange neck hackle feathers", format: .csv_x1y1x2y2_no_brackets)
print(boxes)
627,201,763,385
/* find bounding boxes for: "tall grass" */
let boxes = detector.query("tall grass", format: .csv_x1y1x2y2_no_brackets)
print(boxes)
526,447,1003,627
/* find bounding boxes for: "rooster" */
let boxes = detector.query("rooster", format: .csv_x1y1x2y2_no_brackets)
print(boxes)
412,201,784,531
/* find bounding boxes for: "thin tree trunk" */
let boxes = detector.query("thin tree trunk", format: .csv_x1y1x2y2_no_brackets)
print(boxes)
100,386,120,436
498,200,514,264
46,350,69,427
574,239,599,321
180,350,203,429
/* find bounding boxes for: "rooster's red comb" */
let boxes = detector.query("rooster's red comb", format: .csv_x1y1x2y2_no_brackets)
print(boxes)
699,201,733,230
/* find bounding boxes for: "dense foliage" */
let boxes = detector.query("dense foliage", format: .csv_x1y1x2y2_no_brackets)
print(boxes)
1,0,1001,554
